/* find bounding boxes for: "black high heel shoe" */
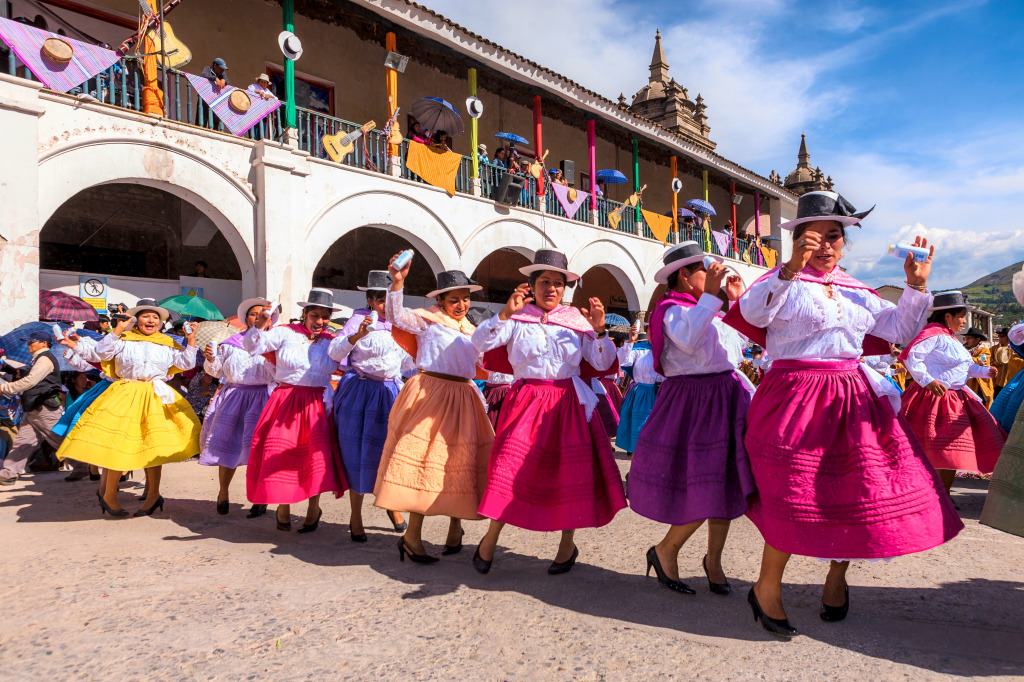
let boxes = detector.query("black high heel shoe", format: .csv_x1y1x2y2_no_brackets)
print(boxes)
472,546,492,574
216,498,229,516
350,528,368,543
441,529,465,556
133,496,164,517
397,538,439,564
297,509,323,534
747,587,799,638
548,546,579,575
702,555,731,595
645,546,695,594
247,504,267,518
98,496,129,517
387,510,408,532
276,508,291,531
820,584,850,622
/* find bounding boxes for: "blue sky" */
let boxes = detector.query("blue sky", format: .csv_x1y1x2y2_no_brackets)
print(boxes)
425,0,1024,289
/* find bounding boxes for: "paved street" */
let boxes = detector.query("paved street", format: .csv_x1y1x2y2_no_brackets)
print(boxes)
2,457,1022,681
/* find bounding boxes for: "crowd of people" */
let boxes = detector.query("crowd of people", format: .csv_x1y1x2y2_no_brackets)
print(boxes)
1,190,1022,639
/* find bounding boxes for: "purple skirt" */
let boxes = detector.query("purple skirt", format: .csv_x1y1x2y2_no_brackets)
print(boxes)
199,384,272,469
333,370,402,495
628,371,756,525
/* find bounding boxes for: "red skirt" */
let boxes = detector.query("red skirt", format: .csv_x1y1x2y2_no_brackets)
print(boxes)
246,385,348,505
600,377,623,412
478,379,627,531
900,382,1006,473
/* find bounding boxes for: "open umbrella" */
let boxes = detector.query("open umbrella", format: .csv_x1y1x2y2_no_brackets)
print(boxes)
664,207,698,219
596,169,628,184
494,132,529,145
604,313,630,327
686,199,716,215
1,321,73,369
410,97,464,136
194,320,239,351
157,295,225,321
222,315,247,331
39,290,99,322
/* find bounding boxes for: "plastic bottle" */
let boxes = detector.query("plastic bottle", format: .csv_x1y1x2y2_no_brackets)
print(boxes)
52,324,64,340
209,340,218,357
369,311,379,329
393,249,414,270
889,243,929,263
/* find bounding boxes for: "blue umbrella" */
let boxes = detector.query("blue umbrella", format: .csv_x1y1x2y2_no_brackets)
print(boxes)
409,97,464,136
74,328,105,341
1,321,73,370
494,132,529,145
596,169,628,184
604,313,630,326
686,199,716,215
664,207,698,219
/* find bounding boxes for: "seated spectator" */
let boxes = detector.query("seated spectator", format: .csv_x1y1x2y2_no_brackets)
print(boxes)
411,122,429,144
549,168,568,186
248,73,276,100
432,130,451,150
492,147,509,167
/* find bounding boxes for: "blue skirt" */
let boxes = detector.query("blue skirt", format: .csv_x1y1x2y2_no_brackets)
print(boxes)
992,371,1024,433
52,379,112,438
615,382,657,453
333,370,401,495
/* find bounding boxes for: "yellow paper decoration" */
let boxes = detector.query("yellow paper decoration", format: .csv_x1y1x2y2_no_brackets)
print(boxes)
405,141,463,197
759,246,778,269
640,209,673,244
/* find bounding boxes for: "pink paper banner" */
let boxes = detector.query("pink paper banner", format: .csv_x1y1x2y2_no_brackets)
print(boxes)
184,72,282,137
712,230,731,257
550,182,589,220
0,17,120,93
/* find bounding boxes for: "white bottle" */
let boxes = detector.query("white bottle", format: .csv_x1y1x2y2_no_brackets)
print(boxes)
52,324,64,340
368,310,379,329
392,250,414,270
889,243,929,263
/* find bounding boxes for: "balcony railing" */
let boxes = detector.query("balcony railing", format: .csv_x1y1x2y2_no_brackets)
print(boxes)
0,50,773,262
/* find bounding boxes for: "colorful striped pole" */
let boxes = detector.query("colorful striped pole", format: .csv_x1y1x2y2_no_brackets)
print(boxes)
670,156,678,241
385,32,398,157
469,68,478,179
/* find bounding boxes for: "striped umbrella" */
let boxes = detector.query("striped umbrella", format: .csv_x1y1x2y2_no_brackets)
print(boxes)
685,199,716,216
40,290,99,322
1,321,73,369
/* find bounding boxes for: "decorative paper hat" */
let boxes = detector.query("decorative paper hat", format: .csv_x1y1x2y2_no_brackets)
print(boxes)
779,191,874,231
929,290,968,312
518,249,580,283
278,31,303,60
466,96,483,119
297,287,347,311
236,297,271,322
426,271,483,298
357,270,393,292
654,241,722,284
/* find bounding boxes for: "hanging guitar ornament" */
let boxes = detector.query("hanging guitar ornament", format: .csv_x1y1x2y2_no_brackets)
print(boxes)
323,120,376,163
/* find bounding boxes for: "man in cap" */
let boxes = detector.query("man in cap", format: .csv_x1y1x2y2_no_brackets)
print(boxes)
964,327,995,408
196,58,230,129
0,332,66,484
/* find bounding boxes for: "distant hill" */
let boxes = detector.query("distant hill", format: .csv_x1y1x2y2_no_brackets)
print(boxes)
959,260,1024,327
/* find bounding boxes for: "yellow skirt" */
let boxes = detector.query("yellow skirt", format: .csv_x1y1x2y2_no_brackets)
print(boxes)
57,380,200,470
374,372,494,519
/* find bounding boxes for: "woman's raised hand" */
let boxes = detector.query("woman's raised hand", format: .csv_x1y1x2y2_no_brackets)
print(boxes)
203,343,216,361
704,262,727,296
785,231,821,274
499,283,533,321
114,316,134,336
904,235,933,288
580,297,606,332
388,253,410,287
724,274,745,301
349,315,374,344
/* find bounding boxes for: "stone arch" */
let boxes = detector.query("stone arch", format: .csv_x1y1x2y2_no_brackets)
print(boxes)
459,217,557,276
567,239,643,310
37,139,257,293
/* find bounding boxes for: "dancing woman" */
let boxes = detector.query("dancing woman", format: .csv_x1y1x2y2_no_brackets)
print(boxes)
725,192,962,637
898,291,1006,494
614,341,663,457
628,241,755,596
375,259,493,563
243,289,348,532
472,249,626,574
199,298,276,516
57,302,201,516
328,271,410,541
982,322,1024,537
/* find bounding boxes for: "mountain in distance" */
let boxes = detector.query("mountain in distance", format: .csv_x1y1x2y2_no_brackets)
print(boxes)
959,260,1024,327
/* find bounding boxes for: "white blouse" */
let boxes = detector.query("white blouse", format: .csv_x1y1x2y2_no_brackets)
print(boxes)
486,371,514,385
739,273,931,360
328,329,411,382
385,289,481,380
243,326,337,388
204,344,276,386
631,351,664,385
659,293,745,376
64,336,100,372
471,316,616,380
905,335,991,389
94,333,196,381
1009,323,1024,346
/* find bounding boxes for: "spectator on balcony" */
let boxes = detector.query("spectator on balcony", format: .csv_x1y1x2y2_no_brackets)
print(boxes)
432,130,451,151
492,147,509,168
248,73,276,101
192,260,208,278
411,122,429,144
549,168,568,186
477,144,487,167
721,221,734,236
195,58,229,130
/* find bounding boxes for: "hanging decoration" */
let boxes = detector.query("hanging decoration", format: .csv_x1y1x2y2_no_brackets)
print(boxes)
405,140,463,196
551,183,589,220
640,209,673,245
711,231,731,257
759,246,778,268
184,72,282,137
0,17,120,93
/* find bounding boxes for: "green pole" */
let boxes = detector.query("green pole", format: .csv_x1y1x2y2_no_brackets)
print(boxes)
631,139,640,193
469,68,478,179
283,0,296,130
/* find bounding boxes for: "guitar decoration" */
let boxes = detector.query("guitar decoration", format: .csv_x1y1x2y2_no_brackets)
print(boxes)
383,107,403,146
122,0,191,69
323,120,376,163
528,149,550,180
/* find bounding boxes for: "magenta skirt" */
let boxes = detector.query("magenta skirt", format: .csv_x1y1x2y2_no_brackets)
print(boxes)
745,359,963,559
478,379,627,531
246,385,348,505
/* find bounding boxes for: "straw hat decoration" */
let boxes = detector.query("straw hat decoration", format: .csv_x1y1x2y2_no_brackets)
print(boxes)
41,37,73,65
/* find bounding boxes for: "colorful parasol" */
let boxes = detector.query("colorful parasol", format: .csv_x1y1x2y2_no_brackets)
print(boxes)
39,290,99,322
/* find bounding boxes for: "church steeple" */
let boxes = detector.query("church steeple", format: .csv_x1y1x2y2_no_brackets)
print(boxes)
783,134,832,196
649,29,670,83
797,133,810,167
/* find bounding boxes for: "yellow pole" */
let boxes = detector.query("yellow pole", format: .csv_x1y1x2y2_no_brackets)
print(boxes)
469,68,478,179
386,32,398,157
140,0,163,115
670,156,678,240
701,170,711,251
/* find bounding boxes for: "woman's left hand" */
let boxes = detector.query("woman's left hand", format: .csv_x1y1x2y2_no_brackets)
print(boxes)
904,235,933,287
185,324,197,348
724,274,745,302
581,297,606,332
989,366,999,379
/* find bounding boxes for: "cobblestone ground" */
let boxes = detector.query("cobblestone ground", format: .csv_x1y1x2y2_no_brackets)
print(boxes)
1,456,1022,681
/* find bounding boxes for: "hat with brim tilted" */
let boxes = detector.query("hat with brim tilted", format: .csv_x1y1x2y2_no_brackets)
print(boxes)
236,297,272,323
778,191,875,232
297,287,348,312
426,271,483,299
929,290,968,312
654,240,723,284
965,327,986,339
518,249,580,283
357,270,393,292
127,298,170,322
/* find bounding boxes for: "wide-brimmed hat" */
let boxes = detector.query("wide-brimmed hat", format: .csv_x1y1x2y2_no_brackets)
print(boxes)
236,297,272,323
929,291,968,312
256,73,270,83
426,271,483,299
277,31,303,61
297,288,347,311
127,298,170,322
357,270,393,292
519,249,580,283
779,191,874,231
997,327,1010,336
965,327,986,339
654,241,723,284
466,96,483,119
467,306,495,327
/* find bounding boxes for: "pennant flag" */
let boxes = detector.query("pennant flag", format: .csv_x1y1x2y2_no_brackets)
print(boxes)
405,140,463,197
712,230,731,257
551,183,589,219
760,246,778,268
640,209,673,244
608,204,626,231
0,17,120,93
184,73,283,137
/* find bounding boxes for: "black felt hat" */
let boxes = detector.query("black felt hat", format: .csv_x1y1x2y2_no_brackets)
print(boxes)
518,249,580,283
426,271,483,298
779,191,874,231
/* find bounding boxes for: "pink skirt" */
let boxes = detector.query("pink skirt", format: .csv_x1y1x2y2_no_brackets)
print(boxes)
600,377,623,412
478,379,627,531
900,382,1006,473
745,359,963,559
246,385,348,505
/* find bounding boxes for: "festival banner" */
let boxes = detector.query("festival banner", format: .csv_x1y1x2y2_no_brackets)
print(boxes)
550,183,589,220
184,72,282,137
640,209,673,245
711,230,731,257
405,140,462,196
759,246,778,268
0,17,120,93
